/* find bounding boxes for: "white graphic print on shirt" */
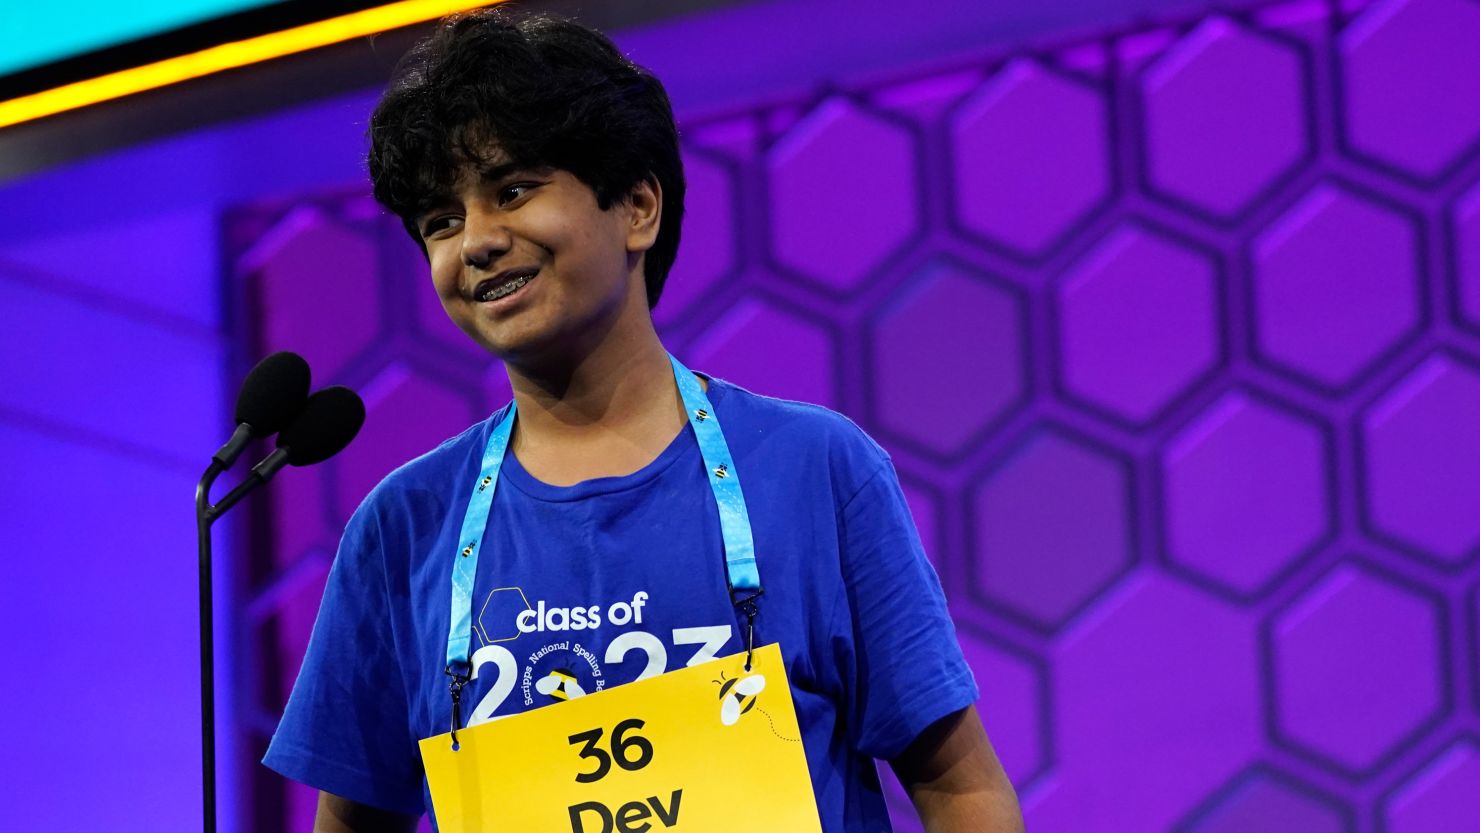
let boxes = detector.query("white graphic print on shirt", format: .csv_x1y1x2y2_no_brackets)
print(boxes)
465,586,734,724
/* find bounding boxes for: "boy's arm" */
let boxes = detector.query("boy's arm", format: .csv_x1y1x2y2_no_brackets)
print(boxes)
890,706,1025,833
314,792,419,833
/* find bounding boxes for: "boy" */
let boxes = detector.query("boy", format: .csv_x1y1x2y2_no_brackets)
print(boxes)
265,9,1024,832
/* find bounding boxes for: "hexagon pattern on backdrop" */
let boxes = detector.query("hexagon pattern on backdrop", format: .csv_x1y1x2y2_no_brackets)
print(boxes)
1249,181,1422,390
1270,563,1444,774
1338,0,1480,180
951,59,1110,254
1381,737,1480,833
1056,223,1222,423
1362,353,1480,564
1177,767,1350,833
970,428,1133,630
869,261,1025,456
1140,16,1310,218
1162,390,1332,596
229,1,1480,830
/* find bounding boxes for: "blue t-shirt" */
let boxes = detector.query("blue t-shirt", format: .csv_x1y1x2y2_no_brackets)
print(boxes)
264,376,977,832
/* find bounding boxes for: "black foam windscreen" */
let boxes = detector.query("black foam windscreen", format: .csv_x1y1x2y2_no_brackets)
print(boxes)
277,385,365,466
234,352,311,437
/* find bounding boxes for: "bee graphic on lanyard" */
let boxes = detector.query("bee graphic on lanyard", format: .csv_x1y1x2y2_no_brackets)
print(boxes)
714,670,767,726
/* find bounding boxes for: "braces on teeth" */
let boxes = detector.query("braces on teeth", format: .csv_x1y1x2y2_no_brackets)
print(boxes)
479,274,530,302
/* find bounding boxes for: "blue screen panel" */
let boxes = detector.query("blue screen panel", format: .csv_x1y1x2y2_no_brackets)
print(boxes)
0,1,285,77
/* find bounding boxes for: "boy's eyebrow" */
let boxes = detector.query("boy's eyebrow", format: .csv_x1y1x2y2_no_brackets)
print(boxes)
478,162,525,183
413,196,454,223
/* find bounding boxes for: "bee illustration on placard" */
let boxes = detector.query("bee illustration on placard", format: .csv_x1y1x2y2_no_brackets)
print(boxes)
714,670,766,726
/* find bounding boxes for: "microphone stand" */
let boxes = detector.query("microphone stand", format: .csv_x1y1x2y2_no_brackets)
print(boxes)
195,461,224,833
195,436,283,833
192,378,361,833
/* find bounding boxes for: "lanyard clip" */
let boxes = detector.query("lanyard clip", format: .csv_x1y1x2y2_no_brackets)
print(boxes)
446,666,471,750
731,587,764,672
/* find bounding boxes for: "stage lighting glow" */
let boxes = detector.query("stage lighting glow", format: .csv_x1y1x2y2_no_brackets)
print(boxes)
0,0,507,129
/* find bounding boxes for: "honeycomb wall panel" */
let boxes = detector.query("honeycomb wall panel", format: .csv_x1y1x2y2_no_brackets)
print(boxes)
1140,17,1310,218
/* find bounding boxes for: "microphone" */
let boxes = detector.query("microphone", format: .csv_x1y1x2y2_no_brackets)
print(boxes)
251,385,367,483
205,386,365,517
211,351,311,467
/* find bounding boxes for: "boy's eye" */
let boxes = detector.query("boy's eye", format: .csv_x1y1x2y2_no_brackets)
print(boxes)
497,182,536,206
420,214,462,238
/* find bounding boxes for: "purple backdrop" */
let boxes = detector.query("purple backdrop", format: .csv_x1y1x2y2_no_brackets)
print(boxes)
229,1,1480,830
3,0,1479,831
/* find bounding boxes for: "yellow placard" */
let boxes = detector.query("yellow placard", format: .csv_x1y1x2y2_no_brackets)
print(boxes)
421,643,822,833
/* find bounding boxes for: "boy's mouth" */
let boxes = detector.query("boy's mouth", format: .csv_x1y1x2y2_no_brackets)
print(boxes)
472,267,538,303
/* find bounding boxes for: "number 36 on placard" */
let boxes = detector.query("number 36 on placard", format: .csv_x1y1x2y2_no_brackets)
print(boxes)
565,719,683,833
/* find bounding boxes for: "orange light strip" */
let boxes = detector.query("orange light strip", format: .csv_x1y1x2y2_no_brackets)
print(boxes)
0,0,506,129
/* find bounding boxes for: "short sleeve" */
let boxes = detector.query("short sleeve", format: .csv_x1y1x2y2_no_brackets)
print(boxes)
262,505,425,816
835,459,978,761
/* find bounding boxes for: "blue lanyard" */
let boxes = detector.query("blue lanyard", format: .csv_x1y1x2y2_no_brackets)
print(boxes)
443,354,763,739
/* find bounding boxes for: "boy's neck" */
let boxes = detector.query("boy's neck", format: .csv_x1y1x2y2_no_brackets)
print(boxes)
502,315,689,486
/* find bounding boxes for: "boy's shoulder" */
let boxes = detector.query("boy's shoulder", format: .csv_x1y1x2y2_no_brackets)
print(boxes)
705,375,891,476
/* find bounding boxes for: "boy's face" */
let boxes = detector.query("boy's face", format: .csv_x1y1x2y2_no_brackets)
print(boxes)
414,146,657,363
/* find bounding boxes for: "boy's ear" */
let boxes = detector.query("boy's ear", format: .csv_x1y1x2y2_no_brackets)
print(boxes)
625,175,662,254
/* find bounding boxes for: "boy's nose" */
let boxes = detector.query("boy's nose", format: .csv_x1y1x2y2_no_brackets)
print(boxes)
461,209,511,269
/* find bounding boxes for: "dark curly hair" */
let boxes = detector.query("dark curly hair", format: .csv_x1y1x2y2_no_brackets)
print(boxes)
368,9,685,308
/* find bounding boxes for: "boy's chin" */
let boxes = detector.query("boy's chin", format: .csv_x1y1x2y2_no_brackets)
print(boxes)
462,300,636,369
471,324,566,367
